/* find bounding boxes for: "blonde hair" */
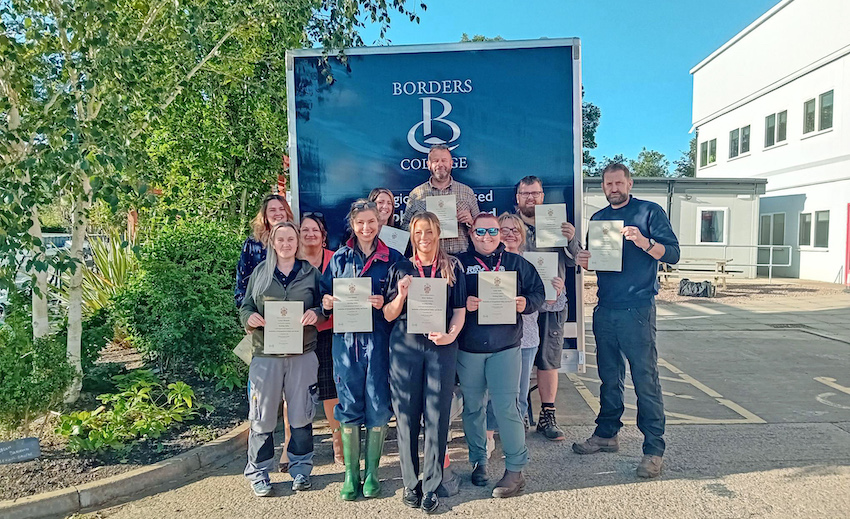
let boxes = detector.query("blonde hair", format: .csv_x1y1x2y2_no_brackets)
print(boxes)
250,195,294,244
250,222,301,301
409,212,459,286
498,212,528,252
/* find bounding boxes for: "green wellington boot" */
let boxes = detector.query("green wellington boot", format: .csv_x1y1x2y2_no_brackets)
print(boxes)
339,424,362,501
361,425,388,498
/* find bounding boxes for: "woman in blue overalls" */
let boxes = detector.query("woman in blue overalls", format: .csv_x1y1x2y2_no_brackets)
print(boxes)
320,199,404,501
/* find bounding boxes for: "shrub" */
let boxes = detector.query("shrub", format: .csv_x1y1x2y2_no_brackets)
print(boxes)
116,221,244,378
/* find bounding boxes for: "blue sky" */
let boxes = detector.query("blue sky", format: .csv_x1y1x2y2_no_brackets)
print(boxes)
358,0,780,171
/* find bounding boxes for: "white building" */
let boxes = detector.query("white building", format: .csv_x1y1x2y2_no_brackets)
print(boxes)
690,0,850,284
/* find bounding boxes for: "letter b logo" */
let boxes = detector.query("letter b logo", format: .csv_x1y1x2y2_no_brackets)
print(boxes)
407,97,461,154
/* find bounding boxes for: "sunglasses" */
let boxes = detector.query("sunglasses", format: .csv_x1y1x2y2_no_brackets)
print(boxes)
302,211,325,222
473,227,500,236
352,201,378,210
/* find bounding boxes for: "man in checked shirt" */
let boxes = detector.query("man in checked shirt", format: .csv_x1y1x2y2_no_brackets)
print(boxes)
402,144,481,254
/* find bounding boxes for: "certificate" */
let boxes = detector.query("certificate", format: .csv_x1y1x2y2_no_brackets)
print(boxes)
587,220,624,272
263,301,304,354
478,271,517,325
425,194,458,238
379,226,410,254
534,204,569,248
407,278,448,334
332,278,373,333
523,251,559,301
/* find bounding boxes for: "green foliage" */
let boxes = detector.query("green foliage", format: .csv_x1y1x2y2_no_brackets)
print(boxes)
0,295,75,432
198,357,248,391
587,154,630,177
674,137,697,178
56,370,212,454
116,221,243,375
629,148,671,178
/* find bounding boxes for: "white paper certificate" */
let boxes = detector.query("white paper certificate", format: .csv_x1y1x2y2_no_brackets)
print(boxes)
379,226,410,253
587,220,624,272
407,278,448,334
332,278,373,333
263,301,304,354
425,195,458,238
534,204,569,248
478,271,517,325
523,251,559,301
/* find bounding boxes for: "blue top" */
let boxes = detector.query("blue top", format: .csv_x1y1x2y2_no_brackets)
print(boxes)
590,196,680,309
235,236,266,308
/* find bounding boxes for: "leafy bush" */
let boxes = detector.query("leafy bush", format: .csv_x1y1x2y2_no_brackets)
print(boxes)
116,221,244,378
0,295,75,433
56,369,212,453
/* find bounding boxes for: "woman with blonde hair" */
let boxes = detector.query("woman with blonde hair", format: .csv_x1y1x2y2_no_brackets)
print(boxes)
383,212,467,513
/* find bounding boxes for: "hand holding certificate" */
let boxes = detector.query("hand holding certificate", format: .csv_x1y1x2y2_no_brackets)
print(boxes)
263,301,304,354
523,251,559,300
332,278,373,333
379,226,410,253
587,220,624,272
407,278,448,334
426,195,458,238
478,271,517,325
534,204,569,248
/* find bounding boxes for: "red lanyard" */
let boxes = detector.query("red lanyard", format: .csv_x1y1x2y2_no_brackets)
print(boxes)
474,253,502,272
414,255,438,278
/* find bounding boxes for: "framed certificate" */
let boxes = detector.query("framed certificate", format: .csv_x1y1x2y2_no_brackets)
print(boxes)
587,220,624,272
332,278,373,333
379,226,410,254
478,271,517,325
523,251,559,301
407,278,448,334
425,194,458,238
263,301,304,354
534,204,569,248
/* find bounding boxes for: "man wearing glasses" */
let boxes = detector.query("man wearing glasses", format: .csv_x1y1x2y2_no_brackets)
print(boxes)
515,175,579,442
402,144,481,254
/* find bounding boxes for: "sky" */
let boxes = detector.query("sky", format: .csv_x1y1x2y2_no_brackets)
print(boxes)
358,0,781,171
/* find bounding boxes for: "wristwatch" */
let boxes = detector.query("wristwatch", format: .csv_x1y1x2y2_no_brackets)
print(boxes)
644,238,657,253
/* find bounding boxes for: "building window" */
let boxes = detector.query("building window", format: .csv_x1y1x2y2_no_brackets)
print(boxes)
728,125,750,157
804,99,816,133
819,90,833,131
799,213,811,246
804,90,834,134
699,138,717,167
765,111,787,147
814,210,829,248
697,207,727,245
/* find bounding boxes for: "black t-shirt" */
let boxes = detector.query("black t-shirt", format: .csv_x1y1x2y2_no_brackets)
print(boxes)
384,258,467,326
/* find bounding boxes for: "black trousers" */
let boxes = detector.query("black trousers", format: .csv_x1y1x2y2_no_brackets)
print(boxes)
389,321,458,494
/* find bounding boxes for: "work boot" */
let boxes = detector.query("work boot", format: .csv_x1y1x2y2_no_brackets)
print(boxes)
571,434,619,454
491,469,526,498
362,425,387,498
536,407,566,441
339,424,361,501
471,462,488,486
332,428,344,465
636,454,663,478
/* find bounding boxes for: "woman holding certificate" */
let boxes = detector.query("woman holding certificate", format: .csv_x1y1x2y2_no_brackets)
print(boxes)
320,199,404,501
456,213,546,499
240,221,325,497
382,212,467,513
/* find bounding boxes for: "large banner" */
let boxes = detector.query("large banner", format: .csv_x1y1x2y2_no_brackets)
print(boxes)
287,39,584,365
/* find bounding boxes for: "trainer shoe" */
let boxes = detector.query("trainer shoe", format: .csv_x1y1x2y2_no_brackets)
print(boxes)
536,407,566,441
471,462,489,486
636,455,663,478
252,480,273,497
491,469,526,498
292,474,311,491
571,434,619,454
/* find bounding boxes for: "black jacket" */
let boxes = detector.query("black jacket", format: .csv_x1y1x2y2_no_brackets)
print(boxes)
456,244,546,354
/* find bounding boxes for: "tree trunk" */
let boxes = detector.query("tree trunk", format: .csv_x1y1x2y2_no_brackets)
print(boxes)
29,205,50,339
64,173,92,403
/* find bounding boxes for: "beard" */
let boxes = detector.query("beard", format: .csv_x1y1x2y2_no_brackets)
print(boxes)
430,167,450,183
606,192,628,205
518,204,535,218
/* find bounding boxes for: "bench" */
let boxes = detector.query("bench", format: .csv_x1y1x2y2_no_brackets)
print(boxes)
658,259,739,289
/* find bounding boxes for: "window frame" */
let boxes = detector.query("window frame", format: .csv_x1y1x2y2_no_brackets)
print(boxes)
819,90,833,131
798,212,812,246
699,138,717,168
764,110,787,148
728,125,750,158
696,207,729,246
813,210,830,249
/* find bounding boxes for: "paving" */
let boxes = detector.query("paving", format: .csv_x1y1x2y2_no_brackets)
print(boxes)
83,281,850,519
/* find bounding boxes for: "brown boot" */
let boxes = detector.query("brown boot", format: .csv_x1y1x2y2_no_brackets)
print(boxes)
571,434,619,455
332,429,344,465
491,470,525,498
636,455,663,478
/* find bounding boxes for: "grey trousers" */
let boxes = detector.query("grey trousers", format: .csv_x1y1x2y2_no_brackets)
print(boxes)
244,353,319,483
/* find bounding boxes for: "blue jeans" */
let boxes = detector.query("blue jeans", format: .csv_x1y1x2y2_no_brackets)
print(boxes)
486,346,538,430
592,304,665,456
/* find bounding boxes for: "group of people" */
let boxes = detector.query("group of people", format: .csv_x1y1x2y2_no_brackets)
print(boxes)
233,144,680,513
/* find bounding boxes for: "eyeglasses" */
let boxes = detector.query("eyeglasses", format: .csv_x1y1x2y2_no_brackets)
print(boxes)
518,191,543,199
473,227,500,236
500,227,522,236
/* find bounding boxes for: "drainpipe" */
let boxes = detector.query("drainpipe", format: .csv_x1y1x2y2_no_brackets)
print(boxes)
845,203,849,290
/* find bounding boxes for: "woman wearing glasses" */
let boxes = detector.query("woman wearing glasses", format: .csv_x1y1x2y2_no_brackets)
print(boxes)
299,212,344,465
320,198,404,501
455,213,545,499
382,212,467,514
